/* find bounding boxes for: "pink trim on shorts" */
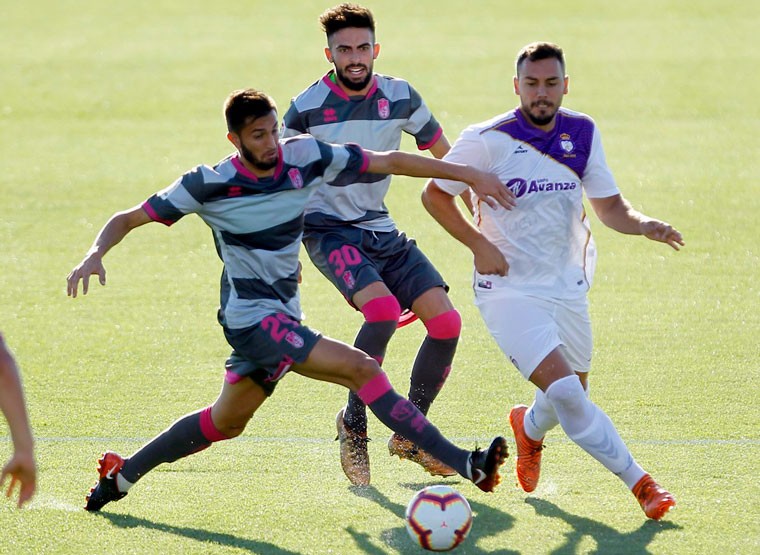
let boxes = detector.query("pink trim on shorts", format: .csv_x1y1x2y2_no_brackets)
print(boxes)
265,355,294,383
224,370,245,384
361,295,401,323
199,406,229,442
357,372,392,405
424,309,462,340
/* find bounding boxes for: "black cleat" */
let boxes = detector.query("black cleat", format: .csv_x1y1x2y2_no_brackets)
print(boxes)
469,436,509,492
84,451,128,511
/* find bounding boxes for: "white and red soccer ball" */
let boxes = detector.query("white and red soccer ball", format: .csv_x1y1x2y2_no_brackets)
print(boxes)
405,485,473,552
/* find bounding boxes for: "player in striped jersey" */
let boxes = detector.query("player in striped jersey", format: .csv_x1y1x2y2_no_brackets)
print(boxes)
423,42,682,520
282,3,468,485
67,88,513,512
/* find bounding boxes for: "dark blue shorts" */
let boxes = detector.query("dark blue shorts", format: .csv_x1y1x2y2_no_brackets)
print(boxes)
223,312,322,395
303,226,447,310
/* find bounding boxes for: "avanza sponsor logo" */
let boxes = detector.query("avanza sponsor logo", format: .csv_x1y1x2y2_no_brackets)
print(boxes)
506,177,577,198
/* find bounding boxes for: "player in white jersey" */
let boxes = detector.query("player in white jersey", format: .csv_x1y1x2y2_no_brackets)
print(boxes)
282,3,467,485
423,42,684,520
67,88,513,513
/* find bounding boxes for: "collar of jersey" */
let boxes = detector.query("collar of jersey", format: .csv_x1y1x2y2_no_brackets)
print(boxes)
231,146,284,182
322,71,378,101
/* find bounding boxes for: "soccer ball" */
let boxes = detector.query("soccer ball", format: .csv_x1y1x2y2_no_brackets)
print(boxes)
404,485,473,552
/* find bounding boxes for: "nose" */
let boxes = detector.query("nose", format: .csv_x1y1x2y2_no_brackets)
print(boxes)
268,131,279,148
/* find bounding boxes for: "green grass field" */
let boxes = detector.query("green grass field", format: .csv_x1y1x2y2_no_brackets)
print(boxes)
1,1,758,553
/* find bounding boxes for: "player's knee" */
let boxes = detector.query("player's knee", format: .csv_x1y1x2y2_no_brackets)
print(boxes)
349,353,383,391
423,309,462,340
545,375,587,412
216,420,249,438
361,295,401,323
207,406,252,439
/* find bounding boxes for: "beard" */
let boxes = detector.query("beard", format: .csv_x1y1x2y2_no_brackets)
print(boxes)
523,100,560,127
241,143,277,171
335,64,374,92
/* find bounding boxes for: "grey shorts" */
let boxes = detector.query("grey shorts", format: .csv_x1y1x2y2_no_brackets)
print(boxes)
222,313,322,395
302,226,447,310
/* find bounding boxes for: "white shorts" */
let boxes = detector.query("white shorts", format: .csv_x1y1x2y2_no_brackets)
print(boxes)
475,288,593,379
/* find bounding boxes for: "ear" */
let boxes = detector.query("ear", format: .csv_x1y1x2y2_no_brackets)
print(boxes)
513,76,520,95
324,46,333,63
373,42,380,59
563,75,569,94
227,132,240,149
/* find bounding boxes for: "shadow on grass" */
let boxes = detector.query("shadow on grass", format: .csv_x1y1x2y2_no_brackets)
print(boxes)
525,498,682,554
345,482,519,554
98,512,302,554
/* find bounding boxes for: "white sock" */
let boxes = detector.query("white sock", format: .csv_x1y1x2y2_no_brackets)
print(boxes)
524,388,559,441
546,375,646,488
524,378,590,441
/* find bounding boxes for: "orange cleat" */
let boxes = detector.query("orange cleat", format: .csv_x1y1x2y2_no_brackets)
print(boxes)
509,404,544,493
632,474,676,520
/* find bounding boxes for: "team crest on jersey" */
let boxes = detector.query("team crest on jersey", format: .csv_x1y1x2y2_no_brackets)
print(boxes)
377,98,390,119
559,133,574,153
288,168,304,189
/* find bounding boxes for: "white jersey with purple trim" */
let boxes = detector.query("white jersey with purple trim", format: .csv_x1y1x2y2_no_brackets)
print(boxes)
281,72,443,232
142,135,368,329
435,107,620,299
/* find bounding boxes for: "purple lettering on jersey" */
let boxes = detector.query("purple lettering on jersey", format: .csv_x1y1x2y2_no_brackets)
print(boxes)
323,108,338,123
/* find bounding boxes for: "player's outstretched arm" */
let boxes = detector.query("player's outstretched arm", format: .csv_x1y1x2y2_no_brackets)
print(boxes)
0,335,35,508
422,181,509,276
364,150,516,211
589,194,684,251
67,205,154,297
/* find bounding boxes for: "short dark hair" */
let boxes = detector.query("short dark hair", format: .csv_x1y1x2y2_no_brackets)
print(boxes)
516,42,565,76
319,3,375,39
223,89,277,134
